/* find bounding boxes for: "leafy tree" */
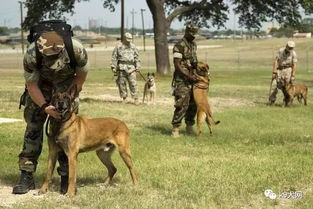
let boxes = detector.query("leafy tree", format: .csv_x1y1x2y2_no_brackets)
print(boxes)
72,25,83,31
269,27,294,38
0,27,10,35
23,0,313,74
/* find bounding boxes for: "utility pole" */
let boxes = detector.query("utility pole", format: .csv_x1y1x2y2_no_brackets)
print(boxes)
126,15,129,29
131,9,136,42
121,0,124,41
233,12,236,40
140,9,146,51
19,1,24,54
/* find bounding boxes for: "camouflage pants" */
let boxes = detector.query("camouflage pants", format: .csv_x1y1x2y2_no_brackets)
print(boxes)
269,67,292,103
19,85,78,176
171,79,197,128
116,70,138,99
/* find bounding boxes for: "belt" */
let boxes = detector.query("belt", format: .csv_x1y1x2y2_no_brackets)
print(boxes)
118,60,135,65
278,65,291,70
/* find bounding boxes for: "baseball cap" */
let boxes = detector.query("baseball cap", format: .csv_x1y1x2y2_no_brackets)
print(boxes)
185,24,198,36
287,41,295,48
125,32,133,41
36,31,65,56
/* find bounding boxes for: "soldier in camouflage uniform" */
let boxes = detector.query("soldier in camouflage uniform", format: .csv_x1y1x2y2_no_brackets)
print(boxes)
111,33,141,105
171,24,200,138
13,31,88,194
269,41,297,105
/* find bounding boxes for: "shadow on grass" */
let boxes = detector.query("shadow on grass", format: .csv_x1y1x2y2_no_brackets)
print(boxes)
253,100,295,108
81,97,120,104
145,124,192,137
0,172,121,192
146,124,172,136
81,97,139,106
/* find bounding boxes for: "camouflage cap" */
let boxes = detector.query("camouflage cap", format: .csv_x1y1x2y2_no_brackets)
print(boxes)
36,31,65,56
185,24,198,36
287,41,295,48
124,32,133,41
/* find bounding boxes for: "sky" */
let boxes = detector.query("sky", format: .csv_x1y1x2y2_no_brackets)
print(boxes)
0,0,240,30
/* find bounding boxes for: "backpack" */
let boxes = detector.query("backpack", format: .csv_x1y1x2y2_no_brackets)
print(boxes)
27,20,77,69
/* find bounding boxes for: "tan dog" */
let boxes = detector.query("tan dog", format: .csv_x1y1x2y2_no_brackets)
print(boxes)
142,73,156,105
284,83,308,106
193,62,220,135
39,86,137,197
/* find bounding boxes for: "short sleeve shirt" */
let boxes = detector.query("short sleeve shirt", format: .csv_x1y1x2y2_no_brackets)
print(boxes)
173,38,197,68
277,47,297,68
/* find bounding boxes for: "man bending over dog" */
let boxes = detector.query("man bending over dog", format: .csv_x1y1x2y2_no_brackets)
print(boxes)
13,21,88,195
268,41,297,105
171,24,200,138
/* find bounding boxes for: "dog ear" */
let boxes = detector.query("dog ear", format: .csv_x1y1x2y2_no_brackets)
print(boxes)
152,73,155,77
51,86,57,95
206,64,209,70
147,72,150,76
68,84,78,99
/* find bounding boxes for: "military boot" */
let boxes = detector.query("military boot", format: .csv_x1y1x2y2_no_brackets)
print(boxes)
12,171,35,194
186,125,196,135
60,175,68,194
171,127,180,138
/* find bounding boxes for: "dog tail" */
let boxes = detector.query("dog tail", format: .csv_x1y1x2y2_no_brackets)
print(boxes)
204,105,220,126
205,112,220,126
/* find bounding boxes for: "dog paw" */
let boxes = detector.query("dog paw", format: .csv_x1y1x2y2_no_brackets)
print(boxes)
65,191,75,197
37,188,47,195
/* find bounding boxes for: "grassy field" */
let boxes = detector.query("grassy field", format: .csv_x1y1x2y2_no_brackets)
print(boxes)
1,38,313,208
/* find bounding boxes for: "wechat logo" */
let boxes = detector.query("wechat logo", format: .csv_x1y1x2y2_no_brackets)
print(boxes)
264,189,277,200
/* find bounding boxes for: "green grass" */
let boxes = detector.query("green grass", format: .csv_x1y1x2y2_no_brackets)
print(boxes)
1,39,313,208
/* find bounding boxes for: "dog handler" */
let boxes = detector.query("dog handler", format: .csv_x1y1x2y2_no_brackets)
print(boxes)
171,24,200,138
13,31,88,194
268,41,297,105
111,33,141,105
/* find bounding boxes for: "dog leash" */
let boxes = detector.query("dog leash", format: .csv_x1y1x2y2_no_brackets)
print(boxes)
137,71,147,82
45,110,71,138
194,83,209,90
45,116,53,137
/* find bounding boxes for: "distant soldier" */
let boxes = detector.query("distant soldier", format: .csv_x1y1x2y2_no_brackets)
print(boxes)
13,26,88,195
111,33,141,105
269,41,297,105
171,24,200,137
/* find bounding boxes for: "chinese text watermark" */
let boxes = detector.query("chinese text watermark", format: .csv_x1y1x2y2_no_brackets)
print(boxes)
264,189,303,200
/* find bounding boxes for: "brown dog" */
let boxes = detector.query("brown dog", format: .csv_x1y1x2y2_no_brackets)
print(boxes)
142,73,156,105
39,86,137,197
284,83,308,106
193,62,220,135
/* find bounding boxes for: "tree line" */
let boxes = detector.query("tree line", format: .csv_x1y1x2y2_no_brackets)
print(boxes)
21,0,313,74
